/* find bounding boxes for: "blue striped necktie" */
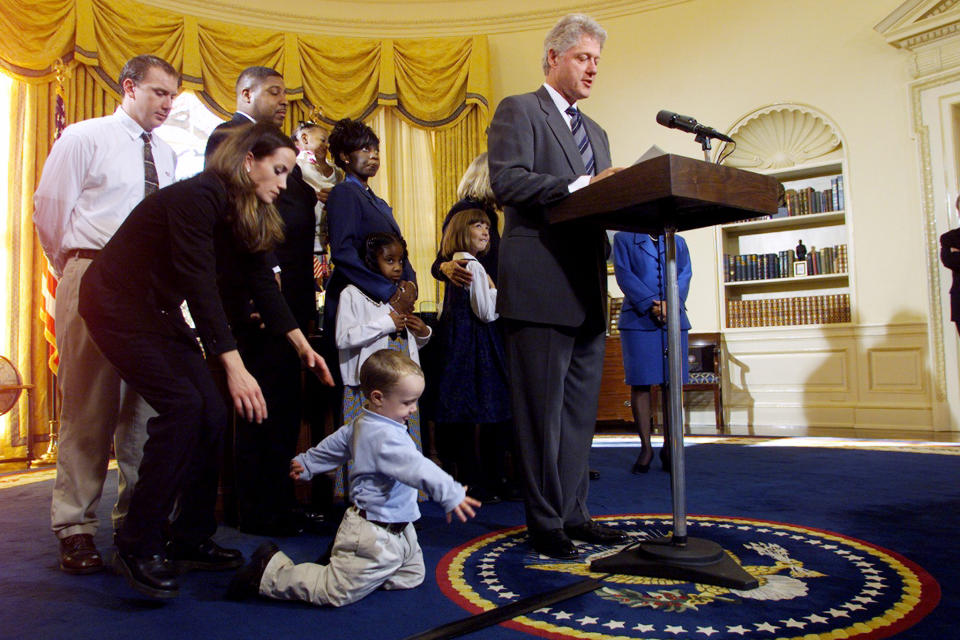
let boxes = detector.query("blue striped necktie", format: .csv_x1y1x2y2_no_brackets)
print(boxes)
565,106,595,176
141,132,159,197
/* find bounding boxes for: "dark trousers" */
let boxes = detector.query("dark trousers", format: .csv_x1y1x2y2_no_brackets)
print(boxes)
233,330,302,527
436,421,513,491
82,320,226,557
502,320,605,533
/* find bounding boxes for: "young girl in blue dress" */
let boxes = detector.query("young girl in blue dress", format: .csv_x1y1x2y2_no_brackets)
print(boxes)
333,232,431,500
433,209,512,502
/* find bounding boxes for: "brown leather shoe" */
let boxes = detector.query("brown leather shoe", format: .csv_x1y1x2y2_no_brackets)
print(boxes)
59,533,104,574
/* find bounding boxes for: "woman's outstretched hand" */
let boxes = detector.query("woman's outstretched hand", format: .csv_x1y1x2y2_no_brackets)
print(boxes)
286,328,335,386
220,350,267,423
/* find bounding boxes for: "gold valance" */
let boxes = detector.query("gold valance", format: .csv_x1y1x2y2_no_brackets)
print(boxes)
0,0,490,128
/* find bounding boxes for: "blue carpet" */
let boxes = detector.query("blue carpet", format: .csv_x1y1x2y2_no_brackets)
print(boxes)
0,442,955,639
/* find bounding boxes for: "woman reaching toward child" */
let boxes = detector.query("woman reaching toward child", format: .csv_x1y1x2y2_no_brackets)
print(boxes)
78,123,334,599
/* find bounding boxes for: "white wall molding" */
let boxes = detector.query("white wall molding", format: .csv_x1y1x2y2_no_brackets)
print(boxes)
137,0,691,37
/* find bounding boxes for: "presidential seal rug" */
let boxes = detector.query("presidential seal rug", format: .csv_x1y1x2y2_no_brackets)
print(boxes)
437,515,939,639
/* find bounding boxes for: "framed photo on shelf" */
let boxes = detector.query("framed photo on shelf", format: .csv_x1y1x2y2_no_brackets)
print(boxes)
794,261,807,277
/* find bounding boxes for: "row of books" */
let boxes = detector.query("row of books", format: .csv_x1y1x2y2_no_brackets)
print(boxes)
607,297,623,335
725,294,850,328
723,245,848,282
805,244,848,276
784,175,844,215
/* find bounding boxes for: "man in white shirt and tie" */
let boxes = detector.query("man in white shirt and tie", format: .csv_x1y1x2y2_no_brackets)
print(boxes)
33,54,179,575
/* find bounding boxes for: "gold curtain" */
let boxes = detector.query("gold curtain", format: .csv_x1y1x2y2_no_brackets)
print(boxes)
367,109,439,311
0,0,75,82
0,0,490,460
1,79,55,460
430,107,489,303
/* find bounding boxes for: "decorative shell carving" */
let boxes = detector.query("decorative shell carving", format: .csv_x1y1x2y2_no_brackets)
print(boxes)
724,106,841,169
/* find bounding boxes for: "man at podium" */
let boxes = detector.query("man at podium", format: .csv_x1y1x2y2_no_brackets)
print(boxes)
487,14,626,559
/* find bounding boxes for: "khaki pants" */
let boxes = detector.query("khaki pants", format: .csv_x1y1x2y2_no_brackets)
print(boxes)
50,256,153,538
260,506,425,607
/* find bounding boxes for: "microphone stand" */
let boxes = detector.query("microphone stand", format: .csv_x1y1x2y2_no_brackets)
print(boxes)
695,132,712,162
590,218,757,589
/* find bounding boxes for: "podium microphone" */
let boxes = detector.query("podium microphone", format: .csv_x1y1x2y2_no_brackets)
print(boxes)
656,110,734,143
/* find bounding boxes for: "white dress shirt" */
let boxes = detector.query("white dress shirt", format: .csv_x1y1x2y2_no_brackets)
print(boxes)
440,251,498,322
335,284,431,387
33,106,176,276
542,82,592,193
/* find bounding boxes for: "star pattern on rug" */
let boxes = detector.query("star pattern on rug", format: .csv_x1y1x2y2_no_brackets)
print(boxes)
440,516,938,639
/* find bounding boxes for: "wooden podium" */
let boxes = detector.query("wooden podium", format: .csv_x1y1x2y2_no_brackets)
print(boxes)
550,154,778,589
548,153,778,230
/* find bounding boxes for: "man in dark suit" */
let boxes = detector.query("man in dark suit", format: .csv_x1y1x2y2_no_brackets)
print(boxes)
204,66,288,157
941,195,960,336
488,14,627,559
206,67,320,535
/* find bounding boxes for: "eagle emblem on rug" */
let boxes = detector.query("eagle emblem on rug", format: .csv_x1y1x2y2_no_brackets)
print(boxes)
438,515,938,639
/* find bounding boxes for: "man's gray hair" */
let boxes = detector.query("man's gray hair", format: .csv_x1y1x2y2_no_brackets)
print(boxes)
541,14,607,75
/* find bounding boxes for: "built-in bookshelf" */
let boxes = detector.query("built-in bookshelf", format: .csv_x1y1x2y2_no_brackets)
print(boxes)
726,293,851,328
717,159,853,329
606,296,623,336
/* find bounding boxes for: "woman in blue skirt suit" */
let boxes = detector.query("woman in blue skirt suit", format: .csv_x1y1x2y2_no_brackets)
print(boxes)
612,231,691,474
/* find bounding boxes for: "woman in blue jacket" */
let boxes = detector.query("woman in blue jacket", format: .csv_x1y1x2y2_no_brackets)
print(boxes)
612,231,691,474
322,118,417,392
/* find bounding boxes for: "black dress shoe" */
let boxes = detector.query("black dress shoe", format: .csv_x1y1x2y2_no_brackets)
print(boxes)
238,516,304,538
589,470,601,480
630,449,653,474
565,520,629,545
295,509,328,533
226,541,280,601
59,533,104,574
529,528,578,559
113,550,179,599
167,538,243,572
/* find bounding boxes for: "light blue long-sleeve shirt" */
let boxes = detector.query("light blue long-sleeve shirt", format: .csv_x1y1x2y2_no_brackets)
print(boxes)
294,408,466,523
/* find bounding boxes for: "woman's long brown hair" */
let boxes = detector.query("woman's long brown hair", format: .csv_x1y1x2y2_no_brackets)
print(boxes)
207,122,296,253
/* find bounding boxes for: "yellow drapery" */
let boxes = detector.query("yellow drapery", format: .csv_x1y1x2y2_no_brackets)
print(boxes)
0,0,489,461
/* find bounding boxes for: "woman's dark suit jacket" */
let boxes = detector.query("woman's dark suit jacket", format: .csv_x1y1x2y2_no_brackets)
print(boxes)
322,175,415,337
79,171,298,354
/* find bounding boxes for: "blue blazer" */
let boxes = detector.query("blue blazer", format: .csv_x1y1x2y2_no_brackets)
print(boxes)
613,232,691,332
323,175,416,330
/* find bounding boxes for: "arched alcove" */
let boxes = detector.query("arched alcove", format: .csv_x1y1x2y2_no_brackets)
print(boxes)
722,103,845,170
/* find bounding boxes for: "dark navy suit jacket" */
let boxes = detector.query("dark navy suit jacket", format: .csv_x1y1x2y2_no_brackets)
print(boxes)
323,175,416,333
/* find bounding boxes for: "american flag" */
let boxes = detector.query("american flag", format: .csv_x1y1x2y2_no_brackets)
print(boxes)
40,60,68,375
313,253,331,285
